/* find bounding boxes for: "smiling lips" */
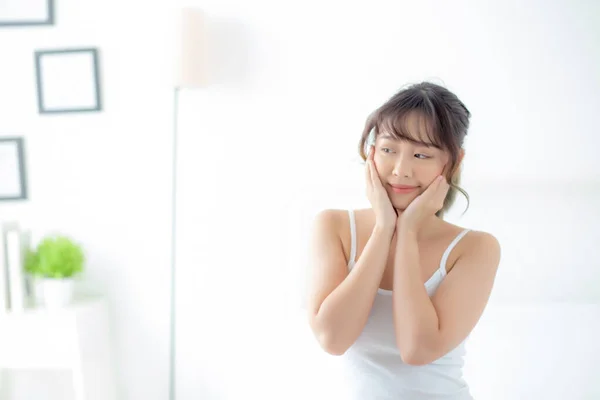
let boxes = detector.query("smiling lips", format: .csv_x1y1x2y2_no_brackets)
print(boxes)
388,184,418,194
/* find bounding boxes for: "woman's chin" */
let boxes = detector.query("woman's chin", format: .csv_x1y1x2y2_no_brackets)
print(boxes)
391,195,417,210
391,203,407,213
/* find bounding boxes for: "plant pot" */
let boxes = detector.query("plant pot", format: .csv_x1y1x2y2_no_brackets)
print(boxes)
35,278,75,308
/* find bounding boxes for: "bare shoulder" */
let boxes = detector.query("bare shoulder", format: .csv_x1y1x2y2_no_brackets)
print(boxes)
459,228,502,268
465,230,501,254
312,208,360,265
437,221,501,272
439,221,500,253
310,208,349,250
312,208,347,233
307,209,353,316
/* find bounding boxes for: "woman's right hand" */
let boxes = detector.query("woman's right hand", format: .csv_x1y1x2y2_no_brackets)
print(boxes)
365,145,397,232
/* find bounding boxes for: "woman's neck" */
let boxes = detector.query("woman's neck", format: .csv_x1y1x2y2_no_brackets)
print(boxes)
395,212,446,241
364,208,447,241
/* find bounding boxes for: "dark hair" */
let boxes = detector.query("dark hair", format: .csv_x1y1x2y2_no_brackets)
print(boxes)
358,81,471,218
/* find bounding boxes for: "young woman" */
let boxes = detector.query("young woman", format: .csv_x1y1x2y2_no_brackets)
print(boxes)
306,82,501,399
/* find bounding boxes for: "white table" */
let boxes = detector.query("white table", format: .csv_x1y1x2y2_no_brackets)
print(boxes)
0,296,118,400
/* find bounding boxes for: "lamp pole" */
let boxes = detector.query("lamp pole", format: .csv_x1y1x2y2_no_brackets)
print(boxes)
170,8,205,400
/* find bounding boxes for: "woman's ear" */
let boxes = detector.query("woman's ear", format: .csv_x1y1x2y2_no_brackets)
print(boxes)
458,149,465,165
443,149,465,183
450,150,465,184
363,129,376,158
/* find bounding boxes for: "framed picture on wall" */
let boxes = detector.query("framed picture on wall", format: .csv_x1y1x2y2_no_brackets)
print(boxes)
35,48,103,114
0,0,54,27
0,137,28,201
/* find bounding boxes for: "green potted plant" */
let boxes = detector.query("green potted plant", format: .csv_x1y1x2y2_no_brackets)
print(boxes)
24,234,85,307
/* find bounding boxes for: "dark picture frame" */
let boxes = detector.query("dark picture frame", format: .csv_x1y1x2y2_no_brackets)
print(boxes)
0,137,28,201
0,0,54,27
35,48,103,114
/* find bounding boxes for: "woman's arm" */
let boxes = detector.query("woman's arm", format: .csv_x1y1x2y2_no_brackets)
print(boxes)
306,209,394,355
391,228,440,364
392,229,500,365
390,176,501,365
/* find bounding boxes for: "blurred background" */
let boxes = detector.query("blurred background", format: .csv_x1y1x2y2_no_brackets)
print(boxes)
0,0,599,399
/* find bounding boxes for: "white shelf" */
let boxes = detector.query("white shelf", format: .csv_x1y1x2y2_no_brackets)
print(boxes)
0,295,118,400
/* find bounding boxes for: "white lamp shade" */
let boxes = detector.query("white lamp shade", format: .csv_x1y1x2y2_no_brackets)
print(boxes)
175,8,207,88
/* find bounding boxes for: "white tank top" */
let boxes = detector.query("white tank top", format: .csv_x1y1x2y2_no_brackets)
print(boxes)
341,209,474,400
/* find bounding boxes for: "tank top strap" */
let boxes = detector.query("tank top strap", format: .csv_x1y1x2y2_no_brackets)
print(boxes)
439,229,471,276
348,209,357,269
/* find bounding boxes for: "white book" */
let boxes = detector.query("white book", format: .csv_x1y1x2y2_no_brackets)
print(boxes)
6,228,25,313
20,229,32,305
0,224,8,314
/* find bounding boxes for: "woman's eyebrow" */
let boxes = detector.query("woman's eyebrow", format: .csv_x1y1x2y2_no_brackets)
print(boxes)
379,133,440,149
411,139,441,149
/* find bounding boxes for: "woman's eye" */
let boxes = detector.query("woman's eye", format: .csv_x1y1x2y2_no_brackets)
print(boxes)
382,147,393,153
415,154,430,159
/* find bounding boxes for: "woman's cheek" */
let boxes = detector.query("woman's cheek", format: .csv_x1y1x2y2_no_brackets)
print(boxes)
373,153,386,170
436,160,449,176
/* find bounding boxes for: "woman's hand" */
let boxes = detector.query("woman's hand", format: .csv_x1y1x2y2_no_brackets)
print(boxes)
365,145,397,232
397,175,449,234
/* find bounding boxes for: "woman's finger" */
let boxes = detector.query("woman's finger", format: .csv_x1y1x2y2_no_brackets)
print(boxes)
369,162,377,189
365,160,373,190
366,147,372,182
370,158,385,189
438,178,450,203
428,176,447,206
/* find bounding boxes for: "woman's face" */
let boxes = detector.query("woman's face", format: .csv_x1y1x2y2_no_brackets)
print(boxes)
372,116,451,211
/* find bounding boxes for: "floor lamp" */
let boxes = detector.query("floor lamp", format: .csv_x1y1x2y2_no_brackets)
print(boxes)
170,8,206,400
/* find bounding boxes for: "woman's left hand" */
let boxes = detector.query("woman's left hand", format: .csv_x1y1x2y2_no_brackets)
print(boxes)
397,175,450,234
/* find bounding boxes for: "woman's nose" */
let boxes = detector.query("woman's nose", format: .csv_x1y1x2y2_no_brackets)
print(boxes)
392,154,413,178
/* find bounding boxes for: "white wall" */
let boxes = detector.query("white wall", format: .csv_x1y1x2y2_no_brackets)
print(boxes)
1,0,598,399
0,0,174,399
174,0,600,399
